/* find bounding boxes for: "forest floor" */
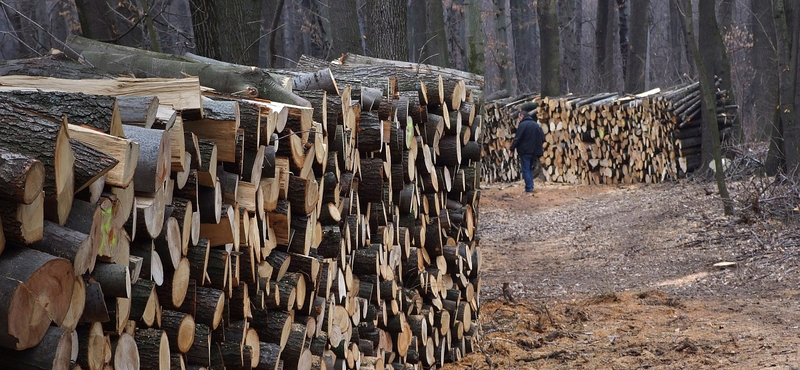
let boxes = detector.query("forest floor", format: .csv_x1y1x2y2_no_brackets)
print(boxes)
445,175,800,369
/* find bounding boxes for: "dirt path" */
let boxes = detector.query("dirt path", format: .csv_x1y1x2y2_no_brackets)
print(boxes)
446,180,800,369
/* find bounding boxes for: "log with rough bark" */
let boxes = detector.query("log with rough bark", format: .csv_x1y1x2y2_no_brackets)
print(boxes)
65,35,311,107
161,309,196,354
29,220,96,277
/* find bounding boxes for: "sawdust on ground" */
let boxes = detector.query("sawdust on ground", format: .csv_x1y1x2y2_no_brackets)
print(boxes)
445,179,800,370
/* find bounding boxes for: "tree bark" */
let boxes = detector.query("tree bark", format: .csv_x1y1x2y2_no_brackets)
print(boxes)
751,0,779,140
678,0,734,214
624,0,649,93
189,0,262,67
328,0,362,59
364,0,408,61
766,0,800,175
698,0,741,142
596,0,617,91
425,0,451,67
617,0,630,78
538,0,561,96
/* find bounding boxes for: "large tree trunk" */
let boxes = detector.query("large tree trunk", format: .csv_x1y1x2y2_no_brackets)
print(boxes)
189,0,262,66
560,0,582,93
595,0,616,91
617,0,630,79
538,0,561,97
500,0,518,95
510,0,538,93
465,0,485,76
678,0,734,215
698,0,741,142
624,0,649,93
444,0,467,71
751,0,779,140
407,0,427,63
669,0,688,80
363,0,408,61
766,0,800,175
425,0,451,67
328,0,361,59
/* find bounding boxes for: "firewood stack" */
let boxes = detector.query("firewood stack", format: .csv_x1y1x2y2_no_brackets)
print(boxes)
482,80,737,184
0,45,485,370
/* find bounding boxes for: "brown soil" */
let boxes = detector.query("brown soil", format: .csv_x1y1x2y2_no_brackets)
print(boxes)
446,180,800,369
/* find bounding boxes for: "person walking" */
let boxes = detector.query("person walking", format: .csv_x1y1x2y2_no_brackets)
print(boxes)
509,103,545,194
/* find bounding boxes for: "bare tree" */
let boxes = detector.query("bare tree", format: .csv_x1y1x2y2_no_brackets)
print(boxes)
559,0,581,94
465,0,484,75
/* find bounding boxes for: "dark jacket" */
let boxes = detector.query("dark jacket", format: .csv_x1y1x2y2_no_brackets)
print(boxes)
510,115,544,156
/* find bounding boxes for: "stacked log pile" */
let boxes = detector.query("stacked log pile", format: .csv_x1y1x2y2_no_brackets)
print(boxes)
0,43,485,370
482,81,737,184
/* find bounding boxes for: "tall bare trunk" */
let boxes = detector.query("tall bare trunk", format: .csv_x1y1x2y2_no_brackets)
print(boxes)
766,0,800,175
624,0,649,93
511,0,538,93
617,0,629,79
751,0,779,140
444,0,467,71
425,0,450,67
364,0,408,61
465,0,485,76
560,0,581,94
190,0,261,66
538,0,561,97
595,0,616,91
677,0,733,215
500,0,517,95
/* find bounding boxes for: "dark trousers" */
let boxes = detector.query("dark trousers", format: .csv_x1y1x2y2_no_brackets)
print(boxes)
520,154,536,192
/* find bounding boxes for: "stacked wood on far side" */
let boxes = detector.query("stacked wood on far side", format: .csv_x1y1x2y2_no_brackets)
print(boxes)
0,45,485,370
481,80,737,185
